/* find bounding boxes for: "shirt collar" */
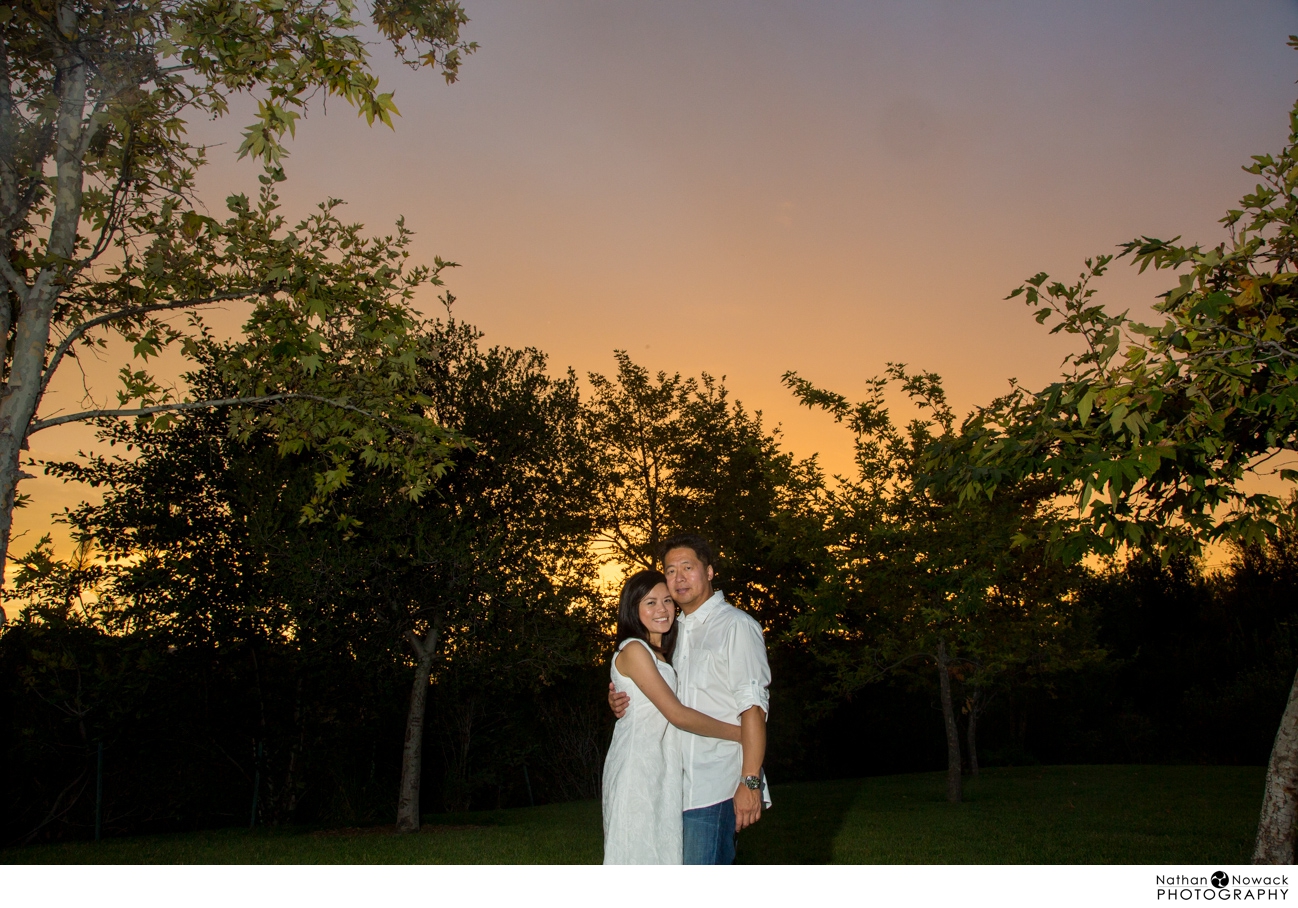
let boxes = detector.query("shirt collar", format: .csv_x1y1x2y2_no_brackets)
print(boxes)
681,589,724,626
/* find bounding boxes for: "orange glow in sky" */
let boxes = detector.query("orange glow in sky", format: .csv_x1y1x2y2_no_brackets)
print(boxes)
21,0,1298,562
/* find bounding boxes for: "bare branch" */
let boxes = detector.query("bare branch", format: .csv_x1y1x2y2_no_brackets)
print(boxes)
29,391,397,434
73,69,138,163
40,287,269,399
0,253,29,301
404,621,442,660
404,628,423,656
21,769,90,846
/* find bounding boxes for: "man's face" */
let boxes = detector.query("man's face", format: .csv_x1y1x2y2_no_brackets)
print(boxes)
663,546,714,612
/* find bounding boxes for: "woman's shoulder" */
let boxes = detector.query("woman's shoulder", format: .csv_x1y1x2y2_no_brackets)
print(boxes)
614,637,662,674
617,636,655,655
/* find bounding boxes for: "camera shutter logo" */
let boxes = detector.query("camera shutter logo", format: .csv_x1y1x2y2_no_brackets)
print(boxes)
1211,871,1229,889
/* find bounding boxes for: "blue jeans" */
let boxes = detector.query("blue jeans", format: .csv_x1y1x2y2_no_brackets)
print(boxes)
682,799,736,865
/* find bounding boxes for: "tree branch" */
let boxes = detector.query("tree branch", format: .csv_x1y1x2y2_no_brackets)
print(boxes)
80,126,134,265
0,117,57,238
73,66,140,163
39,287,269,400
29,391,394,434
0,252,28,302
405,620,442,661
853,650,936,688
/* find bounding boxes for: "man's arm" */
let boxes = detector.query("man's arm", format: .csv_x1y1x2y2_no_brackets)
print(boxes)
733,705,766,831
727,615,771,832
608,682,629,719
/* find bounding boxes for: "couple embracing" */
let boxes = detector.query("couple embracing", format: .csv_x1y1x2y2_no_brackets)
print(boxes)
602,534,771,865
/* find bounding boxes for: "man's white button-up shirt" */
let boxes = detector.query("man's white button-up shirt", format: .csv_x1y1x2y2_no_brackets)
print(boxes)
674,590,773,811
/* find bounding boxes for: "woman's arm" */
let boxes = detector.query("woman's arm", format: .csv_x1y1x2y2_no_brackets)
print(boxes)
616,644,741,742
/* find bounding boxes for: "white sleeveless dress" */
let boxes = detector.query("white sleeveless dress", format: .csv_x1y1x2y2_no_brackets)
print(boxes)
602,637,684,864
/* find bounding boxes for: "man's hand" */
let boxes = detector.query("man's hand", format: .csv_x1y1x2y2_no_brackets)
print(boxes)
608,682,629,719
735,705,766,832
734,782,762,831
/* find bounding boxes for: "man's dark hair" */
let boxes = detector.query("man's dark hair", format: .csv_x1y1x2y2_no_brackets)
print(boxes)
658,533,714,570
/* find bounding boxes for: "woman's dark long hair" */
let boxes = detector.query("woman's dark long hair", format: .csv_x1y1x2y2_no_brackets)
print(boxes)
615,569,678,664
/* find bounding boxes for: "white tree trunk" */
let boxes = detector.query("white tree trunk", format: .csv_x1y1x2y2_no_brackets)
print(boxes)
1253,666,1298,863
396,624,440,833
0,2,91,623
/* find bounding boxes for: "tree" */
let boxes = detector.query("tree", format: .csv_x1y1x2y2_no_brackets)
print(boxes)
9,320,602,837
1065,517,1298,770
384,321,598,828
585,352,690,569
669,371,827,635
927,50,1298,858
784,365,1095,802
0,0,477,620
19,364,400,832
585,351,826,631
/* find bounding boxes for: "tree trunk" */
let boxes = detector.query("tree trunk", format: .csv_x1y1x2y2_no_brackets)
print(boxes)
0,3,93,625
0,441,23,624
396,623,440,833
1253,666,1298,863
936,640,962,804
966,689,981,778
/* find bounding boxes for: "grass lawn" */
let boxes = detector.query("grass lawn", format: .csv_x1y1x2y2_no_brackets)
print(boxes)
2,764,1264,864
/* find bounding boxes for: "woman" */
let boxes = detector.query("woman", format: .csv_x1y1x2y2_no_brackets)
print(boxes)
602,569,742,864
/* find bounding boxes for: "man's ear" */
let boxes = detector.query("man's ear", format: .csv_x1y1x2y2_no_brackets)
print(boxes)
706,565,714,582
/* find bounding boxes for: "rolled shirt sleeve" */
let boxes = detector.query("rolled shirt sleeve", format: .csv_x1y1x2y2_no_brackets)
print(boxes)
727,615,771,719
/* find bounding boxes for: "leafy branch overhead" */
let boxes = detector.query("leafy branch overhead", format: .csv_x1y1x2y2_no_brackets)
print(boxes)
0,0,477,618
65,171,464,521
925,46,1298,558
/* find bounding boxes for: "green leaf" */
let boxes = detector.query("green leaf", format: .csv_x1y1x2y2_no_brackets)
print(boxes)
1077,389,1095,427
1108,403,1128,435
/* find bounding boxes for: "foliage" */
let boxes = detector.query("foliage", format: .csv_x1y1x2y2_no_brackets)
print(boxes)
1048,496,1298,766
54,166,464,523
926,51,1298,558
585,351,826,631
7,345,1298,840
783,366,1099,738
0,0,478,618
381,321,604,809
11,388,405,831
0,321,606,838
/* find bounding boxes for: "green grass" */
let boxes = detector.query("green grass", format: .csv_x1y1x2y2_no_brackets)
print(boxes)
739,764,1263,863
2,765,1265,864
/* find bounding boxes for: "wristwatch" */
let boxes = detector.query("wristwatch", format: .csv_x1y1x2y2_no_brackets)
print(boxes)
742,774,762,791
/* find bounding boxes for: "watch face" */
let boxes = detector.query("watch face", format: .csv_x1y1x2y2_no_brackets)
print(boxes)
744,776,761,790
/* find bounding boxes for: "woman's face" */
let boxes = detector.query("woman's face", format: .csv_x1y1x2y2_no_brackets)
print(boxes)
638,582,675,639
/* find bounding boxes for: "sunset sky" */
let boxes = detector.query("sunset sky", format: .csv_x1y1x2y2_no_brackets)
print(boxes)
23,0,1298,559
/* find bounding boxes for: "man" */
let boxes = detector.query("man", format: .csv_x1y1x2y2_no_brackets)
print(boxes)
608,533,771,865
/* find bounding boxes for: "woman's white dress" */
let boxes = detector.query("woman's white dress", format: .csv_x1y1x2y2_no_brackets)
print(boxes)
602,637,683,864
